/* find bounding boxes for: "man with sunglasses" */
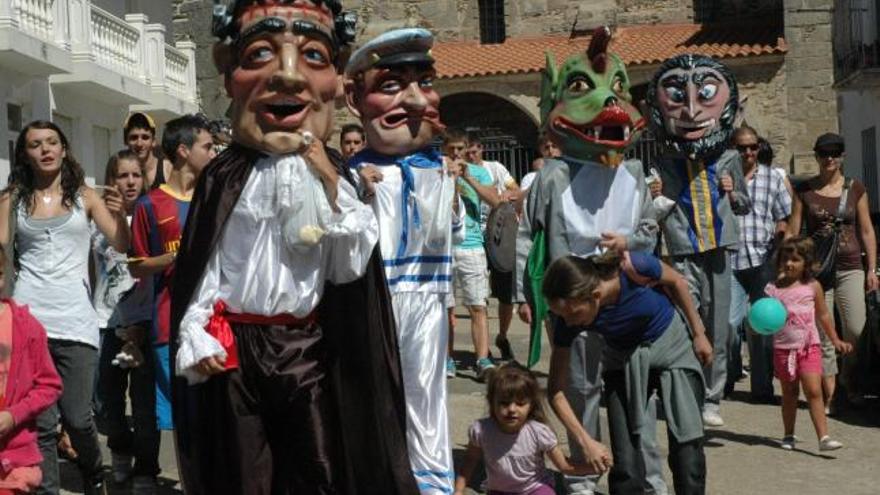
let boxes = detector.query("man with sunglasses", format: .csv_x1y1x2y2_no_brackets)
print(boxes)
726,126,792,403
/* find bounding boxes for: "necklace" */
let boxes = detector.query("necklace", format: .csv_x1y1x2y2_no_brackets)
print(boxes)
37,190,54,204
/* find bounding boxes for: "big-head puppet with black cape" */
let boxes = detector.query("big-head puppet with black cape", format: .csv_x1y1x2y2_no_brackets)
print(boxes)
169,1,416,493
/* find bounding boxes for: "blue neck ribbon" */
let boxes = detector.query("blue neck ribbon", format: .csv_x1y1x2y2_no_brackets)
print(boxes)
349,148,443,258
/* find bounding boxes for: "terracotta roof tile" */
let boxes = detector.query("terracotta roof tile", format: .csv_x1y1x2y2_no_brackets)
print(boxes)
433,23,787,79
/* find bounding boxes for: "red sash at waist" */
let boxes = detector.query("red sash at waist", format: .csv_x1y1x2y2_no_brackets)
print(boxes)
204,301,317,371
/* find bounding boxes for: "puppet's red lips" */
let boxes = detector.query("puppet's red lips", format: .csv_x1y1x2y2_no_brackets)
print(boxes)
554,114,645,147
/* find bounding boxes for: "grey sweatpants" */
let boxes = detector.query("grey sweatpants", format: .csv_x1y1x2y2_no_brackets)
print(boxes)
672,249,732,411
564,329,668,494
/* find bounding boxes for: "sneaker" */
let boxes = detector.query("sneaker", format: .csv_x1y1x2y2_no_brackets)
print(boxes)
780,435,797,450
446,357,456,378
819,435,843,451
132,475,159,495
701,409,724,427
475,357,496,382
495,334,514,361
83,478,108,495
111,452,133,483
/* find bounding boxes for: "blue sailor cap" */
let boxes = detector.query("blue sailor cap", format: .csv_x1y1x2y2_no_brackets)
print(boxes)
345,28,434,77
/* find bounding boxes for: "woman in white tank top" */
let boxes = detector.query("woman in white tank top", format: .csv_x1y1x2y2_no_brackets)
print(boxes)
0,121,129,495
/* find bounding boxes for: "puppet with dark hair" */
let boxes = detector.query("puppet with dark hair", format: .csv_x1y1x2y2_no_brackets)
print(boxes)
170,1,416,493
645,53,751,429
515,27,671,494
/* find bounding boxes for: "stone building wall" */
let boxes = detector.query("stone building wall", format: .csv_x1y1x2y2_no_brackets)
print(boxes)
171,0,230,118
346,0,694,41
783,0,836,175
166,0,824,172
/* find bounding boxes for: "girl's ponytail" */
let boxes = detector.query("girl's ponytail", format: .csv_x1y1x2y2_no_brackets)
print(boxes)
543,251,622,302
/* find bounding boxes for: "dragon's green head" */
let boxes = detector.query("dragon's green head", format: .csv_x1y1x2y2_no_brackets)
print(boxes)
540,27,645,167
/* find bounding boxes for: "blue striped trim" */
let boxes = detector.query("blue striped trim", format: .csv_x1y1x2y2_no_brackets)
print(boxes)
384,255,452,267
413,469,455,478
387,274,452,286
415,482,453,494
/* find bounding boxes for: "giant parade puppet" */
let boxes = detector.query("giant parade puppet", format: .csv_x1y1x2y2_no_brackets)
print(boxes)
515,27,672,495
344,28,464,494
645,54,751,428
169,1,417,493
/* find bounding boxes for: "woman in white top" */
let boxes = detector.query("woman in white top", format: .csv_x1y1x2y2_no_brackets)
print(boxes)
0,120,129,495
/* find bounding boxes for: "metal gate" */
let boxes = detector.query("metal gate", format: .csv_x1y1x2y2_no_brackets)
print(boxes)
475,129,535,182
432,128,536,182
432,127,664,182
626,128,664,168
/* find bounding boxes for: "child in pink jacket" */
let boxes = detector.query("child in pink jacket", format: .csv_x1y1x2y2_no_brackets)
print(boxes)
0,246,62,493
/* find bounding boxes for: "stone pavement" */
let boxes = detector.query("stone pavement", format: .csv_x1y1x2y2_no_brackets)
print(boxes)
61,303,879,494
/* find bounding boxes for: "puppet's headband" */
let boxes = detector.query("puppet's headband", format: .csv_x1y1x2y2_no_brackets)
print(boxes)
212,0,356,49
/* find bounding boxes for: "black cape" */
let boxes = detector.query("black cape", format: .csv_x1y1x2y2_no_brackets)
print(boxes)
169,143,417,495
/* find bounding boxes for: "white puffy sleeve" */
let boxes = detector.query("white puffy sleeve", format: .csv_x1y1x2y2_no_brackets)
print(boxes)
176,250,226,385
323,177,379,284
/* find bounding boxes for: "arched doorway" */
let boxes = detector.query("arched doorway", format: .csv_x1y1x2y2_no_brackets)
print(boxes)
439,92,539,181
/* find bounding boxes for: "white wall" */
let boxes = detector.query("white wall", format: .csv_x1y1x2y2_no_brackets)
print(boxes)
51,86,128,184
837,88,880,210
0,75,54,188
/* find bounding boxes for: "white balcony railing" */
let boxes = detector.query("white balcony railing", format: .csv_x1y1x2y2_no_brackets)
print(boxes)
90,5,139,77
10,0,54,40
0,0,198,104
164,44,189,98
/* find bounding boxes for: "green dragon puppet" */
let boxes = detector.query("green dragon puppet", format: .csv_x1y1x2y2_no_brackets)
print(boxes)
540,26,646,167
523,27,658,366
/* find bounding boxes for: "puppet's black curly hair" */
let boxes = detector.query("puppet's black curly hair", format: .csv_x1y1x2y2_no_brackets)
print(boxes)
645,54,740,159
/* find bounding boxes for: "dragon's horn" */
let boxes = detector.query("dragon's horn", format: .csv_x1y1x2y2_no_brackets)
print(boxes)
587,26,612,73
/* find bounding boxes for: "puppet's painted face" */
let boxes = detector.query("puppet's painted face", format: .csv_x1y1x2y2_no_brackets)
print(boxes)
348,64,442,156
541,49,644,167
656,67,730,140
647,55,739,159
221,4,341,154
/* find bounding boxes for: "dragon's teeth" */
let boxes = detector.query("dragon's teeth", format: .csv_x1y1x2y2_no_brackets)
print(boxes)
595,126,603,136
624,126,631,140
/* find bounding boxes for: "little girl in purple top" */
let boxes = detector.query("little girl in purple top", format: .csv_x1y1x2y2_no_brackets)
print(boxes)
454,363,591,495
765,236,851,452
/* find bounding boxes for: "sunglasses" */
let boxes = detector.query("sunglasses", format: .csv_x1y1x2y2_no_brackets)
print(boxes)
815,149,843,159
736,144,759,153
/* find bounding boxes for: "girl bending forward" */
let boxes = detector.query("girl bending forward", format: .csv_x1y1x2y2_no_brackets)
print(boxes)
543,251,712,495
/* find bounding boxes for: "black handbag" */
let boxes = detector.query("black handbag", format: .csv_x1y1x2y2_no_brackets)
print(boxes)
814,178,852,290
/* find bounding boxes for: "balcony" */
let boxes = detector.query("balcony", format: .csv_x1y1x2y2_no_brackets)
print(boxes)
0,0,197,112
0,0,73,75
834,0,880,88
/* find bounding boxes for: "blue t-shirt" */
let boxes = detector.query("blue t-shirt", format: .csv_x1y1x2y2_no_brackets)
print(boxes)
456,163,494,249
553,252,674,350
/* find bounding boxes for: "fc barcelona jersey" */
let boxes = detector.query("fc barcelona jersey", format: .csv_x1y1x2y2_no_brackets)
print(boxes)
130,185,190,344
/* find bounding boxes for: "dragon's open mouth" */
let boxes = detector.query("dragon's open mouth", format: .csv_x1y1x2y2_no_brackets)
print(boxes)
554,115,645,147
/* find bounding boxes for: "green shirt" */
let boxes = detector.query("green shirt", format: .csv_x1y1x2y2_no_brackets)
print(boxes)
456,163,493,249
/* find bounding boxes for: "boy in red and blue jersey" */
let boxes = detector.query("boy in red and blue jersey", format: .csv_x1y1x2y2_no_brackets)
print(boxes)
130,114,215,431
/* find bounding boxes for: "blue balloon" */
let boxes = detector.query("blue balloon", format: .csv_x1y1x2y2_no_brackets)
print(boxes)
748,297,788,335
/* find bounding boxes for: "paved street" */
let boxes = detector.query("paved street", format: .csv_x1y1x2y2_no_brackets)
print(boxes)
61,303,880,494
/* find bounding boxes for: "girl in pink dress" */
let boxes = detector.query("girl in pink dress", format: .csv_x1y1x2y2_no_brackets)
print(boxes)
765,236,851,452
454,364,592,495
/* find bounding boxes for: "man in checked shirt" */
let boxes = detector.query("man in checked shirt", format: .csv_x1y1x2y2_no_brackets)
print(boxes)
726,125,793,403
